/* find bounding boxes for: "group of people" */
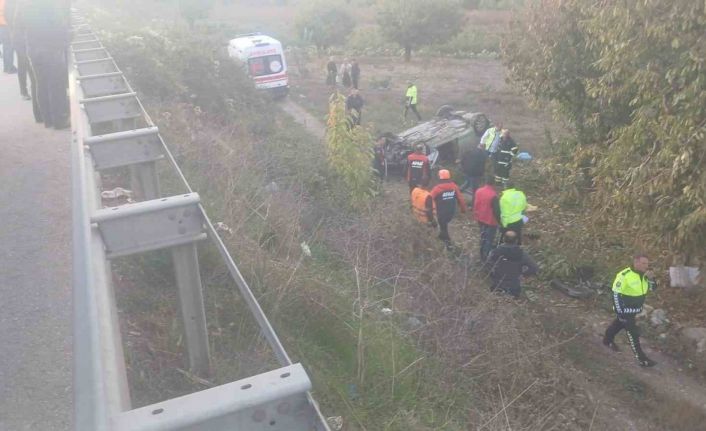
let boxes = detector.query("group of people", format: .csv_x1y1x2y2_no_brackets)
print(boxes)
407,140,535,296
326,57,360,90
327,58,424,128
0,0,70,129
406,124,659,368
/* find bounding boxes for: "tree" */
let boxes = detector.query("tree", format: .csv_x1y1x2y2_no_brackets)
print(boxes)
295,0,356,52
325,93,376,209
377,0,464,61
179,0,216,28
503,0,706,259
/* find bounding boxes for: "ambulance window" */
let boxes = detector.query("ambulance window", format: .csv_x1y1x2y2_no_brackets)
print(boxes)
248,55,283,76
249,57,266,76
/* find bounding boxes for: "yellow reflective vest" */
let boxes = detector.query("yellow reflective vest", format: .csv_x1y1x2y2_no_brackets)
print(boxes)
406,85,418,105
612,267,649,297
499,188,526,227
482,127,499,151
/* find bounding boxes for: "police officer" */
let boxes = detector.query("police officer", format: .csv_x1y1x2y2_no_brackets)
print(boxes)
498,182,527,244
603,254,657,367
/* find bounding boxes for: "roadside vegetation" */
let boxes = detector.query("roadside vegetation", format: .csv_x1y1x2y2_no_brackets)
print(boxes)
82,0,706,429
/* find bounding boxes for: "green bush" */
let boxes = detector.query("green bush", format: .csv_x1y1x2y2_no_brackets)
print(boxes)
102,27,267,125
503,0,706,259
325,93,376,210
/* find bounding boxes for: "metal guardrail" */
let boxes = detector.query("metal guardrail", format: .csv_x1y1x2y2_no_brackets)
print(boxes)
69,14,329,431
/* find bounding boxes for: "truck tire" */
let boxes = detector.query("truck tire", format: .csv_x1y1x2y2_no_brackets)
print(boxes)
435,105,456,119
471,114,490,136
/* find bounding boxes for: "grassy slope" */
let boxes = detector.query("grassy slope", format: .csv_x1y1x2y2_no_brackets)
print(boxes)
80,1,706,429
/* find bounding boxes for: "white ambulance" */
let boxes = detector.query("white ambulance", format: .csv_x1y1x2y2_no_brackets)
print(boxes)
227,33,289,97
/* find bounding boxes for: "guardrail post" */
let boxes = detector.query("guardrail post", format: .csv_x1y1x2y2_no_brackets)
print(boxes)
171,243,211,376
129,162,161,201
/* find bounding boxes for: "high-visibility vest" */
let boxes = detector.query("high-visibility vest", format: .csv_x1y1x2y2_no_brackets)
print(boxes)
411,187,433,223
499,188,526,227
482,127,499,151
612,267,649,297
406,85,418,105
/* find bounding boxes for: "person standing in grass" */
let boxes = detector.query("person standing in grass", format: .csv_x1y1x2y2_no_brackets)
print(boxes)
326,56,337,88
345,88,364,126
603,254,658,367
404,80,422,121
350,58,360,89
460,143,487,196
406,144,430,192
473,175,501,261
430,169,467,246
498,182,527,244
341,58,352,89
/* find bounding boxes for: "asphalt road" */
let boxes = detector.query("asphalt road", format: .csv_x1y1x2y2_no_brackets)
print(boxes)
0,71,72,429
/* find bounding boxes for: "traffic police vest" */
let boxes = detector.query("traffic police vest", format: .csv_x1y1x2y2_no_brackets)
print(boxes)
612,268,649,297
499,188,526,227
406,85,418,105
482,127,499,151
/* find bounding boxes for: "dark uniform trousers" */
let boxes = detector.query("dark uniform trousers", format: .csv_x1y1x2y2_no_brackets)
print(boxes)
28,47,68,128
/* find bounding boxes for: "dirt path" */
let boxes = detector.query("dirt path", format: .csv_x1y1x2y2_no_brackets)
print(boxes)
280,96,706,429
280,97,326,139
0,73,72,429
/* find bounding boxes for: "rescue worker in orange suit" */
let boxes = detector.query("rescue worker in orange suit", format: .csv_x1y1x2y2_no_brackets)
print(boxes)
430,169,467,245
406,144,430,192
411,186,436,228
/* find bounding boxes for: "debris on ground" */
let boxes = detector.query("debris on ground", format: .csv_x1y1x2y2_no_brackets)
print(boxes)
326,416,343,431
681,327,706,353
300,241,312,257
101,187,134,203
517,151,532,161
550,279,594,299
649,309,669,327
637,304,655,319
669,266,701,288
215,222,233,235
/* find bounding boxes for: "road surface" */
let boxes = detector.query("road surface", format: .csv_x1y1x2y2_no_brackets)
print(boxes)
0,72,72,429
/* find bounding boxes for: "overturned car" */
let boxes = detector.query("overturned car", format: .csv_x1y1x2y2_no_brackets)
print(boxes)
375,107,490,177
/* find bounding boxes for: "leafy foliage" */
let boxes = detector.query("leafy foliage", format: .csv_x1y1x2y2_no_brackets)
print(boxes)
325,93,376,210
102,27,266,123
377,0,464,61
503,0,706,259
294,0,356,51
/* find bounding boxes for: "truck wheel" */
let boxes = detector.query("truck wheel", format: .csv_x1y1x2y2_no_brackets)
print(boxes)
472,114,490,136
436,105,456,119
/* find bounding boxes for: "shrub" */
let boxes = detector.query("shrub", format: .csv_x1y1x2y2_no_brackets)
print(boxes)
325,93,376,210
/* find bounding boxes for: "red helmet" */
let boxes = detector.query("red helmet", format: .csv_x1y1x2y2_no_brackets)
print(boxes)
438,169,451,180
